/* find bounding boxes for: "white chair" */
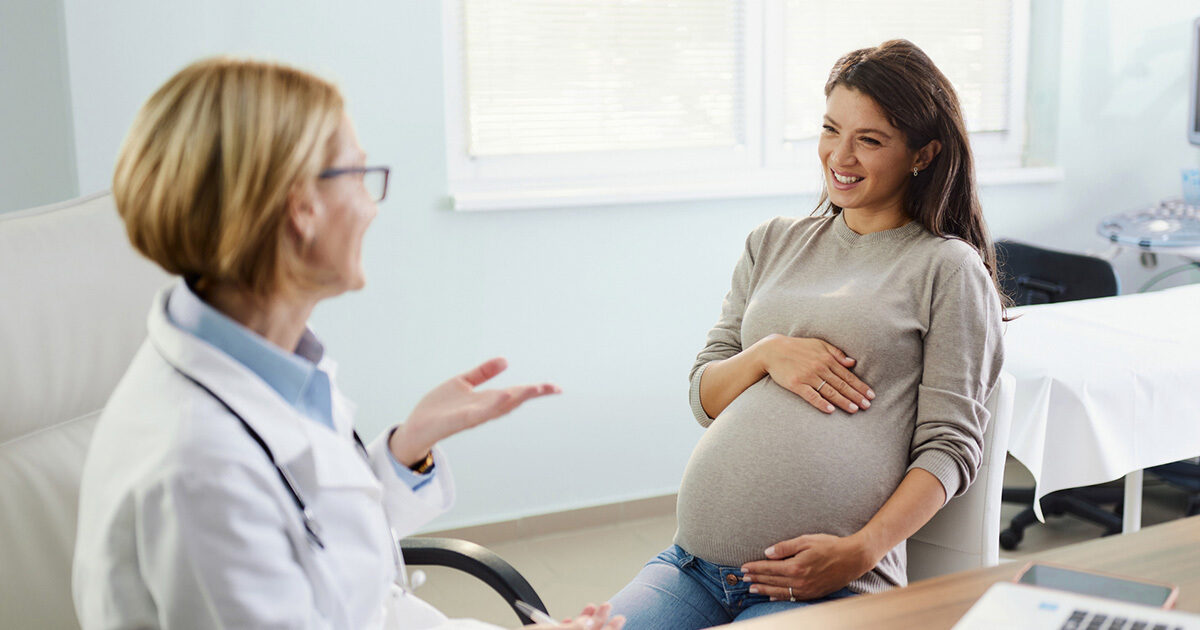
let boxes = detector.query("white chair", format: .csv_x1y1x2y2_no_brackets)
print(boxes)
0,192,546,627
907,371,1016,582
0,192,171,629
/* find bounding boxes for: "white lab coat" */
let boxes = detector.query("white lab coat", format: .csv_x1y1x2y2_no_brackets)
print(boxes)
73,282,502,629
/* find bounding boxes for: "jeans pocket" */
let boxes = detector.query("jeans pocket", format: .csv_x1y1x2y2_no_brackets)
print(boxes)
659,544,697,570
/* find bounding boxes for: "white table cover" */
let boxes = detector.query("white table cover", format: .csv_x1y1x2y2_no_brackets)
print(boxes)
1003,284,1200,520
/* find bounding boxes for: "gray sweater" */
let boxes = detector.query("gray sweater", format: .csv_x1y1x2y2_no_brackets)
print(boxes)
673,212,1004,594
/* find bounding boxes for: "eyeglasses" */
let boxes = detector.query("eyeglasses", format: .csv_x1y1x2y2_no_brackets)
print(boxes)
317,166,391,202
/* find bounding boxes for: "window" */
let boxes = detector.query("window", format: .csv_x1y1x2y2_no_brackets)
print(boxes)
444,0,1035,211
462,1,744,156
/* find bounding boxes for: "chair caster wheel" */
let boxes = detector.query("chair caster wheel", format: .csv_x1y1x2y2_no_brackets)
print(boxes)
999,528,1022,551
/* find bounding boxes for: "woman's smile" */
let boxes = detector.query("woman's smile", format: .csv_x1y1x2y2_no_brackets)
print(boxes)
830,168,864,190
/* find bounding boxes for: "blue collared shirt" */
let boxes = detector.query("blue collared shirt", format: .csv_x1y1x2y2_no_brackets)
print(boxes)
166,283,434,490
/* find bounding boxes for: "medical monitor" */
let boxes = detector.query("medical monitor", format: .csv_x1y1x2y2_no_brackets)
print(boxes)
1191,16,1200,145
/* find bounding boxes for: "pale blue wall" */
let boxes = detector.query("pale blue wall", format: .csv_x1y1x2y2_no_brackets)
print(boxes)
0,0,77,212
6,0,1197,529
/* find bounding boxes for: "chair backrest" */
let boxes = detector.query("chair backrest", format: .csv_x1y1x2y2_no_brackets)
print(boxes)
907,371,1015,583
0,192,170,629
995,240,1119,305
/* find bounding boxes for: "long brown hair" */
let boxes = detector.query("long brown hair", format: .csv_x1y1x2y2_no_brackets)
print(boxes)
816,39,1008,310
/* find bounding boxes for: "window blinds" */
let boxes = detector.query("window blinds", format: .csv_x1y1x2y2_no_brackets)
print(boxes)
458,0,1014,158
783,0,1013,140
461,0,744,156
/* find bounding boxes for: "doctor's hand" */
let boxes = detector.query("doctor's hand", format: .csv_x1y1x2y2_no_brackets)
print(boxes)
739,533,877,601
528,602,625,630
389,357,560,467
757,334,874,415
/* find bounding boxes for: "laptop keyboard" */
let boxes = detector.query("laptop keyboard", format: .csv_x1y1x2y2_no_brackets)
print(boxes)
1062,609,1182,630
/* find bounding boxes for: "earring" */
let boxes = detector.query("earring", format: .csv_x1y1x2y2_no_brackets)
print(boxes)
912,167,919,177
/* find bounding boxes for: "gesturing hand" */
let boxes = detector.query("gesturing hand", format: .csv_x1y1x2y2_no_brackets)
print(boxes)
389,357,560,467
758,335,874,414
740,533,876,602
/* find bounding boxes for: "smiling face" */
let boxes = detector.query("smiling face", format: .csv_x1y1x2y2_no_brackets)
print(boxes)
818,85,927,223
292,115,378,298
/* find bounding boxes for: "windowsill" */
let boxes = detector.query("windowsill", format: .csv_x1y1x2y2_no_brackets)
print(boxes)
449,166,1065,212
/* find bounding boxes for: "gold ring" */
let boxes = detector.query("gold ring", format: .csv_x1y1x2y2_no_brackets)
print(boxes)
788,586,796,602
816,380,827,394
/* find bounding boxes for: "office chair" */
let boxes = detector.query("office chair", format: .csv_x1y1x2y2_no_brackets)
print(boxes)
996,239,1121,305
994,240,1125,550
0,192,545,628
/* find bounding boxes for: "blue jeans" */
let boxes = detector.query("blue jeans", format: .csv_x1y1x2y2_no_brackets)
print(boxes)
609,545,857,629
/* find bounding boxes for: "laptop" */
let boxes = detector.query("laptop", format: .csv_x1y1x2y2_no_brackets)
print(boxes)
953,582,1200,630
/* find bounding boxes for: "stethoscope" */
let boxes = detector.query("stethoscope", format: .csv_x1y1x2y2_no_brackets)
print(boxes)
173,367,425,593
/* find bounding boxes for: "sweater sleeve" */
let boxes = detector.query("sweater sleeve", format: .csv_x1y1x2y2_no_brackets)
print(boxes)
688,223,767,427
907,250,1005,503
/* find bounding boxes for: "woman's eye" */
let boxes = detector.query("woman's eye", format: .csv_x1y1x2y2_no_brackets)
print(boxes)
859,136,881,146
821,125,837,135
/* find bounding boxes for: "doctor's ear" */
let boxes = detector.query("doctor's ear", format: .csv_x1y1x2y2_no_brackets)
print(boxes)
286,183,319,248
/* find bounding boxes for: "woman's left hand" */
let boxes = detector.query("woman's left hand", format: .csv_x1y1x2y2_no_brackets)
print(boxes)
740,533,878,601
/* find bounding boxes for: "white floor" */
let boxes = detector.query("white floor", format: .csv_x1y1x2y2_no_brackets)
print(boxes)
415,457,1195,627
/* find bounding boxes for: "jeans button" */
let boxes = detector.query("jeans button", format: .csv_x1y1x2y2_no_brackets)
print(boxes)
725,573,739,586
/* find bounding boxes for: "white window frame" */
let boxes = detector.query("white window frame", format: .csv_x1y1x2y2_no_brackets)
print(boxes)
444,0,1053,212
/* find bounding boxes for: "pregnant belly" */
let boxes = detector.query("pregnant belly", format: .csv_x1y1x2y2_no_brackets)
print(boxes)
674,378,912,566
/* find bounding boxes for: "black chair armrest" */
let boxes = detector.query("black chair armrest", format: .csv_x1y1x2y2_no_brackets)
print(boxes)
401,536,547,625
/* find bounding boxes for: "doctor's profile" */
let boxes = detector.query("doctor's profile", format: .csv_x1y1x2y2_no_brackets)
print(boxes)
70,58,624,630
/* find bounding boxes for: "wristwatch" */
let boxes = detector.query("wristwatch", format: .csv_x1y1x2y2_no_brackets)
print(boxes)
408,450,435,475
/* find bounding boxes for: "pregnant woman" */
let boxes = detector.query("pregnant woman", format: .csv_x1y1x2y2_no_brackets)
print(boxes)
610,39,1005,628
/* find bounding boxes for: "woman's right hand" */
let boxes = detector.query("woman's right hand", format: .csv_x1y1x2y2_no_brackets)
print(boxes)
757,334,874,414
524,602,625,630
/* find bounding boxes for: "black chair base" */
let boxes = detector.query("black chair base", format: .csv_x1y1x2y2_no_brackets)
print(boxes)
1149,462,1200,517
1000,462,1200,551
999,486,1124,551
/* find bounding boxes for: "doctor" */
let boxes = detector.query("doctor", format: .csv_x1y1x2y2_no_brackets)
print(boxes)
72,57,623,630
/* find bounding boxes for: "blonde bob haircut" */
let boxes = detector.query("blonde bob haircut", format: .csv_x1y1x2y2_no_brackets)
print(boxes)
113,57,344,297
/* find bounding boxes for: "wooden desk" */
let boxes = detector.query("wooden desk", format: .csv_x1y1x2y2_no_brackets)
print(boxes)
727,515,1200,629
